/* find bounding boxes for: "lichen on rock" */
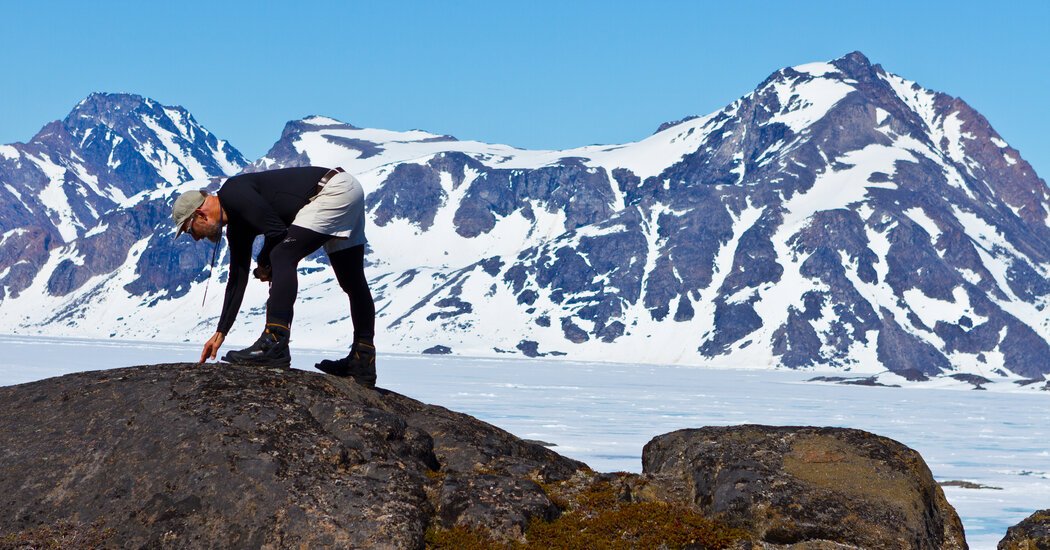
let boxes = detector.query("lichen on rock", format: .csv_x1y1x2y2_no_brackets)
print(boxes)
642,425,968,549
999,509,1050,550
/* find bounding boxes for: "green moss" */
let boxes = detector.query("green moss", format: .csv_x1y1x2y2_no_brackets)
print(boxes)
1030,510,1050,522
0,519,116,549
425,524,508,549
525,499,747,550
535,479,570,510
425,474,748,549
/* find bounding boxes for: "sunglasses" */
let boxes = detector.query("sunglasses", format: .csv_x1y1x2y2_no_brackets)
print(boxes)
183,211,200,239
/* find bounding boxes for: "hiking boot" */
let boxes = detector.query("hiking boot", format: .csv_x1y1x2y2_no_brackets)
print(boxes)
222,324,291,368
315,340,377,388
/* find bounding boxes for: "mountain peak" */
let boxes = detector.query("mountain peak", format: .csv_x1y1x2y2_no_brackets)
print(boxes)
301,115,355,127
834,50,873,68
278,116,358,140
68,92,156,121
774,51,879,83
829,50,882,82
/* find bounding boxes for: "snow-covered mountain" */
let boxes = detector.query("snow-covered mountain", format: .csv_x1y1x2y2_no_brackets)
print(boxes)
0,92,246,301
1,52,1047,383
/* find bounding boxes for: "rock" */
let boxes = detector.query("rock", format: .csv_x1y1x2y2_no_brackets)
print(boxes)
642,425,967,549
0,364,584,548
999,510,1050,549
938,480,1002,490
0,367,971,549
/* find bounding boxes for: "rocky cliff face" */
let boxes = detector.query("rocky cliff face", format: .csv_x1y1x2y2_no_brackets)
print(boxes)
0,365,971,549
0,53,1047,380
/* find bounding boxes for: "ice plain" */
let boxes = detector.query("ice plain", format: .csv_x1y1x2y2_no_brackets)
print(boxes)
0,334,1045,549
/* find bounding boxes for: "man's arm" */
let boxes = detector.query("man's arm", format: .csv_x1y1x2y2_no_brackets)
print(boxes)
201,227,252,363
222,179,288,269
216,227,253,335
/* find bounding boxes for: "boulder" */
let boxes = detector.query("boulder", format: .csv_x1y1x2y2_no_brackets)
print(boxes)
0,364,583,548
0,365,971,549
999,510,1050,549
642,425,967,549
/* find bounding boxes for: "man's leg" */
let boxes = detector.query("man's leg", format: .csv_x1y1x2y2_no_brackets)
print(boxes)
315,244,377,386
223,225,330,367
266,226,332,328
329,244,375,342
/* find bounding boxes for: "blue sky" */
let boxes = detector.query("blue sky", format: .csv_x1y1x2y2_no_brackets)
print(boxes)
2,1,1048,179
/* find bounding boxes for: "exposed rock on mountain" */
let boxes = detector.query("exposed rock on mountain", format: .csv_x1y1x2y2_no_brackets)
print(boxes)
0,365,970,548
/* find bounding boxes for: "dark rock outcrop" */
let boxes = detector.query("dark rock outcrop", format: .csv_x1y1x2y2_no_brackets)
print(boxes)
642,425,968,549
1,366,971,548
0,364,582,548
999,510,1050,549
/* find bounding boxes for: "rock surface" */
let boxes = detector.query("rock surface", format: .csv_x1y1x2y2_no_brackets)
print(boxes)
999,510,1050,549
0,364,582,548
643,425,968,549
1,365,971,549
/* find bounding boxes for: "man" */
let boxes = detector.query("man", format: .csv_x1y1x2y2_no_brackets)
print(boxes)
171,166,377,387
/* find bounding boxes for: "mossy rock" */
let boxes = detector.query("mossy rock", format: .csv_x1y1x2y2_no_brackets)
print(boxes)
642,425,967,549
426,472,749,549
999,509,1050,550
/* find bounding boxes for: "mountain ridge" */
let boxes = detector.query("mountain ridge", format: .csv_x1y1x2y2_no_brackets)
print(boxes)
0,52,1046,383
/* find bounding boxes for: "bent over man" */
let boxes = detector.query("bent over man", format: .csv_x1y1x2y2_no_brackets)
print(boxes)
171,166,377,387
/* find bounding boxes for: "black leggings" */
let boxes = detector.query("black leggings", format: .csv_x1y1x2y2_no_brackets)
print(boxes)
267,225,375,340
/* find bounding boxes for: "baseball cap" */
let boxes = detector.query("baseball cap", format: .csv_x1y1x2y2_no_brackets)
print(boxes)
172,189,208,238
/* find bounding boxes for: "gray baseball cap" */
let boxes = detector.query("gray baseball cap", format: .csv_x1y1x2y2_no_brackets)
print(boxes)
172,189,208,238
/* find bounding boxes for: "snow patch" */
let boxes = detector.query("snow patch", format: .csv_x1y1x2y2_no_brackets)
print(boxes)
882,73,939,132
302,116,347,126
0,228,28,248
211,139,242,175
780,143,909,231
791,62,840,77
25,154,79,242
903,207,941,243
140,114,208,182
875,108,889,126
4,183,24,203
769,76,855,132
941,111,975,166
84,223,109,238
903,286,984,329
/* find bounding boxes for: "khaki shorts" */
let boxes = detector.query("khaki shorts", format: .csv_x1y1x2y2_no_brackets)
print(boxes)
291,171,367,254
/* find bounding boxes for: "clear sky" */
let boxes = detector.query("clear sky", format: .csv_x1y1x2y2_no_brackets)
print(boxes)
2,1,1048,180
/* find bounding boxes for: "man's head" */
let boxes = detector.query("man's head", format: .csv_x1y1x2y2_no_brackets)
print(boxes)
173,190,223,242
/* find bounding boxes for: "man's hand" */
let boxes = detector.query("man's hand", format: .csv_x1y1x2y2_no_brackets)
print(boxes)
199,331,225,363
253,264,272,282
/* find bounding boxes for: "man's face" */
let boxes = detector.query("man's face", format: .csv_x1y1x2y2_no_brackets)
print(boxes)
186,210,221,243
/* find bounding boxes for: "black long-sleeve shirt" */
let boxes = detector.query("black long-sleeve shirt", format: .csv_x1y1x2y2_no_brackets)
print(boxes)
214,166,329,334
